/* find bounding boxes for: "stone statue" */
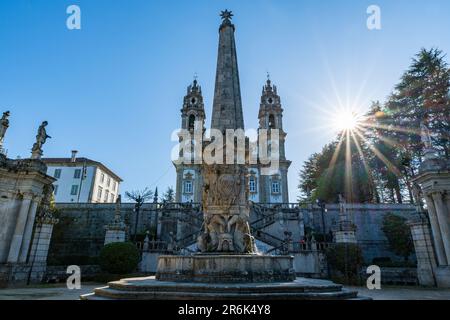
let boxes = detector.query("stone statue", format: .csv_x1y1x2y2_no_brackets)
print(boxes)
31,121,51,159
420,122,433,149
114,195,122,223
412,183,424,212
0,111,10,147
338,193,346,214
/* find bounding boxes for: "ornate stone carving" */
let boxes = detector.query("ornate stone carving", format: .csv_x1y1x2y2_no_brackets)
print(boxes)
36,184,59,226
198,164,255,253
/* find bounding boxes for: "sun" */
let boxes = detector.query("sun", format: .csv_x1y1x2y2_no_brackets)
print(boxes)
334,110,360,131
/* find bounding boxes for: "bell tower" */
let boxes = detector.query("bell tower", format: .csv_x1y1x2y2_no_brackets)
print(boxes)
257,77,291,203
174,79,205,203
181,79,205,131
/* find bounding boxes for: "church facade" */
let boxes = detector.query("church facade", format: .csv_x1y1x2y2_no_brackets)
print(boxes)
173,13,291,204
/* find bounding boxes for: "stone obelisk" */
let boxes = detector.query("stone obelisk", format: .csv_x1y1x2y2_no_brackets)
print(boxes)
196,10,253,254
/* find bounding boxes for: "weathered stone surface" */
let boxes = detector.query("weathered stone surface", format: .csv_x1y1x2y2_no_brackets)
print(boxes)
156,254,295,283
81,276,362,300
435,266,450,288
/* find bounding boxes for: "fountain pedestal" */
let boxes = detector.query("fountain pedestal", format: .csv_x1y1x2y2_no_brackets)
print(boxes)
156,254,296,283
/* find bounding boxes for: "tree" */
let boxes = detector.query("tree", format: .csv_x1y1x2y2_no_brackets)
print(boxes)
325,243,364,284
125,188,153,241
162,186,175,203
298,153,319,202
298,47,450,205
381,213,414,261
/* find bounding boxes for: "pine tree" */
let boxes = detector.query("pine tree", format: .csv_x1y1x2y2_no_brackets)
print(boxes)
162,186,175,203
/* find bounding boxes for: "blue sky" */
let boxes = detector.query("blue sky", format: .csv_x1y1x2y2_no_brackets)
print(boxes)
1,0,449,202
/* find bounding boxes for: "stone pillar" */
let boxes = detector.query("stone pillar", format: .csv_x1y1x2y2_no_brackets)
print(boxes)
432,192,450,265
7,197,32,263
30,223,56,263
334,197,357,244
18,199,40,263
26,214,58,284
105,196,127,245
424,195,448,266
408,213,437,286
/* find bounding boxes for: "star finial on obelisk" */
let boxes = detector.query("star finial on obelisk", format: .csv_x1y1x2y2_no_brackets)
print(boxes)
220,10,233,21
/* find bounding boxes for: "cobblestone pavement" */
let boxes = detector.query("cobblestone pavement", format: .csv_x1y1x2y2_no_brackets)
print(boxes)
0,283,102,300
1,283,450,300
347,285,450,300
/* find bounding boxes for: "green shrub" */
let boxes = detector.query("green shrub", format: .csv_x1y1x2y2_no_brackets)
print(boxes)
325,243,364,284
99,242,140,274
381,213,414,261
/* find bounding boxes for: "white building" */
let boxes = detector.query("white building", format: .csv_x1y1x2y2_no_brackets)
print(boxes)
42,151,122,203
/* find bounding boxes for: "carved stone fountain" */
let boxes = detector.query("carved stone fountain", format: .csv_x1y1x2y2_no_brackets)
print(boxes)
81,10,363,300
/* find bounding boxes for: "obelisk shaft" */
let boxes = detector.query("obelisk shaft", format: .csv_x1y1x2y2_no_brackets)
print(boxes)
211,15,244,132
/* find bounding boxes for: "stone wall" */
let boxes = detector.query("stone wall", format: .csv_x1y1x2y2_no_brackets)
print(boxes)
48,202,417,269
48,203,158,265
307,204,416,264
293,252,327,278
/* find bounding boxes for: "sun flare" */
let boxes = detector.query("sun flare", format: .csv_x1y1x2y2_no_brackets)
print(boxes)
334,110,360,131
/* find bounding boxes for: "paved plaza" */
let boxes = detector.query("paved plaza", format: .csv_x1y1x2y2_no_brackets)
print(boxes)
0,283,449,300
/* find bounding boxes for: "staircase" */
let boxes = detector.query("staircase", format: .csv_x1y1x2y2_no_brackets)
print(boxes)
81,277,367,300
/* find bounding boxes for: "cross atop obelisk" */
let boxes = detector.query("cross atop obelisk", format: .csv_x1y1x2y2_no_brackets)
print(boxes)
220,9,233,21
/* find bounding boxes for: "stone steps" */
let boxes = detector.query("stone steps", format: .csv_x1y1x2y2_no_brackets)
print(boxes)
80,277,362,300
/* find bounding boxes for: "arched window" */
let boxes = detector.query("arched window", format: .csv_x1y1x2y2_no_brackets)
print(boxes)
268,114,276,129
188,114,196,130
249,177,257,193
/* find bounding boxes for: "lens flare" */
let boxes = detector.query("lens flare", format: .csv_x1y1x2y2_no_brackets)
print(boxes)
334,110,360,131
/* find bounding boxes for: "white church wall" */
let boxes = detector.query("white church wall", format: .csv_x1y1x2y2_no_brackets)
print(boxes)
47,165,96,203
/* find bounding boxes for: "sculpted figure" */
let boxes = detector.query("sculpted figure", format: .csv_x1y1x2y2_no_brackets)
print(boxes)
0,111,10,146
420,122,433,149
32,121,51,154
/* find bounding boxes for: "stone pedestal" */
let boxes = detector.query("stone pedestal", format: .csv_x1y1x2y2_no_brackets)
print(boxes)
334,197,357,244
104,196,126,245
104,229,126,245
0,157,55,286
334,230,357,244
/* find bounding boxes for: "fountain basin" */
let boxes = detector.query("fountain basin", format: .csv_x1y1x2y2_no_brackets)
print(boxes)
156,254,296,283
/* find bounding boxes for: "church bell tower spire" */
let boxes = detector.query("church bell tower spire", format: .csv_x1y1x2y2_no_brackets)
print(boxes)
211,10,244,132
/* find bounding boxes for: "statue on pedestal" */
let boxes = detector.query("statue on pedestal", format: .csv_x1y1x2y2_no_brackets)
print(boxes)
0,111,10,149
31,121,51,159
420,122,433,149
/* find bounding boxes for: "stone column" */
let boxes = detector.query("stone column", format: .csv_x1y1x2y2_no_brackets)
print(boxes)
18,199,40,263
432,192,450,265
424,195,447,266
7,197,32,263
